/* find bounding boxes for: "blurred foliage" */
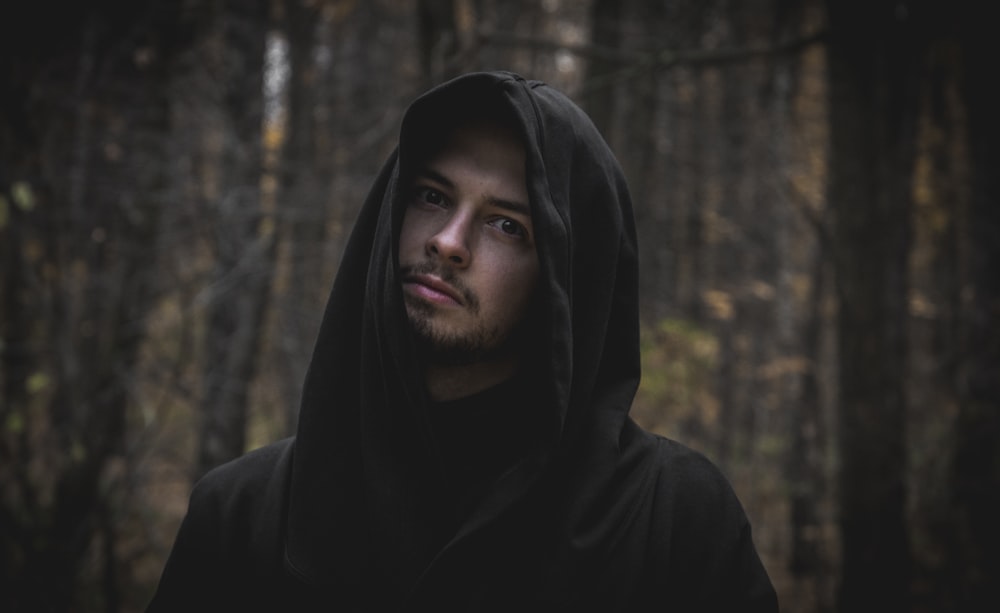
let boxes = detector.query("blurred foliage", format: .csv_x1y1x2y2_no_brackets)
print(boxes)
633,318,720,447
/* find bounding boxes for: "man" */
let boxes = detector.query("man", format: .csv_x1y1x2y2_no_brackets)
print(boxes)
148,71,778,611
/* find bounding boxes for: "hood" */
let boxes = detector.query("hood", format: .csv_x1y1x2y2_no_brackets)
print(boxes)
285,71,645,601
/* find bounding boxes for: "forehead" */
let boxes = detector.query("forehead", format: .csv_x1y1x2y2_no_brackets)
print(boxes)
419,124,530,220
397,101,535,227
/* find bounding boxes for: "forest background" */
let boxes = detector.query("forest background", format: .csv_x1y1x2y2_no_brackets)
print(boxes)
1,0,997,611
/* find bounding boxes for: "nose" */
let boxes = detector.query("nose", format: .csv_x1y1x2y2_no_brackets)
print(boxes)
427,213,471,267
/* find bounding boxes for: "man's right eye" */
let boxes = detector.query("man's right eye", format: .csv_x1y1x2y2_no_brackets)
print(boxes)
414,187,445,206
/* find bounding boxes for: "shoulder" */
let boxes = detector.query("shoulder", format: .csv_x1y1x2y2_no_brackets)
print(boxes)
620,423,751,559
193,438,294,500
622,420,742,516
160,437,295,567
186,438,294,535
649,434,742,511
625,426,778,611
635,431,752,550
146,439,296,611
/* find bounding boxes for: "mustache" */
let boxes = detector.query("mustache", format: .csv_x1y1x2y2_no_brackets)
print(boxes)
399,261,479,309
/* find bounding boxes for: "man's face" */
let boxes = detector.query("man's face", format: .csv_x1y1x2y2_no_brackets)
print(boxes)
398,121,539,365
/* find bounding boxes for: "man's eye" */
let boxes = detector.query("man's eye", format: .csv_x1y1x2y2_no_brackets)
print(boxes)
493,218,527,238
416,188,444,205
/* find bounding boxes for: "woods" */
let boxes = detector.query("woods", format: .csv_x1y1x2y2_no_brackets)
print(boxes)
1,0,996,611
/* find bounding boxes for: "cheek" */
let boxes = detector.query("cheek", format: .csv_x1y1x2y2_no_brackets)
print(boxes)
398,211,422,255
496,257,539,313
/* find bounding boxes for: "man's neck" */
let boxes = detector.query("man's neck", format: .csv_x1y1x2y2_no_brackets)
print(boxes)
424,359,519,402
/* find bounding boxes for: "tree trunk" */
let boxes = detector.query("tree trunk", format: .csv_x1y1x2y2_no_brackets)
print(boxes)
825,1,923,609
951,6,1000,610
195,0,273,478
581,0,621,135
0,2,183,608
275,0,328,435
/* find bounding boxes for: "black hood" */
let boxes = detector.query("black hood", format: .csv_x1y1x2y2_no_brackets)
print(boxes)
286,71,648,603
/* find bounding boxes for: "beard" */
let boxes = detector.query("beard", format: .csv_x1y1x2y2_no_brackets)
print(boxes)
400,261,530,366
406,306,508,366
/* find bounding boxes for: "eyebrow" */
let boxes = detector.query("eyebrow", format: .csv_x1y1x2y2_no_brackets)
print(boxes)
415,168,531,217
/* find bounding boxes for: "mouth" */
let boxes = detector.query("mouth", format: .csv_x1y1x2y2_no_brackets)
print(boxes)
402,273,464,306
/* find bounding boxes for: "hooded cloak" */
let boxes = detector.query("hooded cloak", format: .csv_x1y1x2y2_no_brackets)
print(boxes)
148,71,778,612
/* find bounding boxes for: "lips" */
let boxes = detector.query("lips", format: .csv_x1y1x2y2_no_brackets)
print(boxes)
403,273,464,306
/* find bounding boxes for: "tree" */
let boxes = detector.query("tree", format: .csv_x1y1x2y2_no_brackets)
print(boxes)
951,5,1000,609
0,2,185,609
825,0,925,609
183,0,273,478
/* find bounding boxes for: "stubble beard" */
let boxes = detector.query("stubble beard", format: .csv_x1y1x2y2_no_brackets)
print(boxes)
400,262,518,366
406,302,508,366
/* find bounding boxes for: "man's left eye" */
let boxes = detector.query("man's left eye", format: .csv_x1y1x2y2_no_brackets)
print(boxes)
492,218,527,238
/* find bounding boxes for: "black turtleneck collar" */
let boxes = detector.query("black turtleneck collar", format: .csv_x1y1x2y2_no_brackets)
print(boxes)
428,372,542,517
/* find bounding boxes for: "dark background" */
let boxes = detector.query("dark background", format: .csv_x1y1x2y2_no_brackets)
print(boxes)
2,0,997,611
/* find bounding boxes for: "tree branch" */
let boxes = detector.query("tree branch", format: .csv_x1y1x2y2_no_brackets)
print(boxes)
476,28,828,69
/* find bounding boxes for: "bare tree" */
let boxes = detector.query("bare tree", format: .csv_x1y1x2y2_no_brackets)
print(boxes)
825,0,926,609
951,5,1000,610
0,2,185,609
182,0,273,478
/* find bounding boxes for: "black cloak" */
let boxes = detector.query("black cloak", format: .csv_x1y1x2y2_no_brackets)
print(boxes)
148,71,778,612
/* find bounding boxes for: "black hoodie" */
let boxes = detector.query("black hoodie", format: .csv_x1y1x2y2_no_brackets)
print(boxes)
148,71,778,612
